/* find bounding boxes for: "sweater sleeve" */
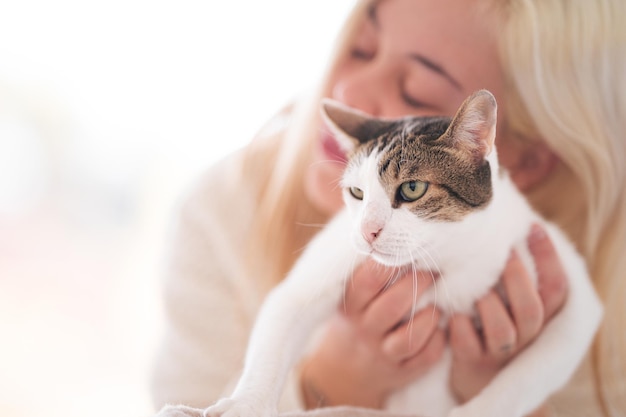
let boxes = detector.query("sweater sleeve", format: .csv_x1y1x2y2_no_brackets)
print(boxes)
150,155,305,412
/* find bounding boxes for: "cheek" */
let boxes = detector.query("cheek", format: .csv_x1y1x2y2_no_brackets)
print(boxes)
303,147,346,216
494,133,525,172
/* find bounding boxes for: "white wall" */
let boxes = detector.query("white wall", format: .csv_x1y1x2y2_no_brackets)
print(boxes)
0,1,353,416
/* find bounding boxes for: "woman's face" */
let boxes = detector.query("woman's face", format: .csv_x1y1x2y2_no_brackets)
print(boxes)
305,0,508,215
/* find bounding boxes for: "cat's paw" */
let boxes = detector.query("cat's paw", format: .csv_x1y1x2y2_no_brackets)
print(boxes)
155,404,205,417
203,397,274,417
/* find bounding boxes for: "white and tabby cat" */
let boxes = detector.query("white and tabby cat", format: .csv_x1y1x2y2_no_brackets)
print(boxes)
163,90,603,417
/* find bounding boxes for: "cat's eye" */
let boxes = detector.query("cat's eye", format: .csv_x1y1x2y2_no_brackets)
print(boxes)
349,186,364,200
399,181,428,202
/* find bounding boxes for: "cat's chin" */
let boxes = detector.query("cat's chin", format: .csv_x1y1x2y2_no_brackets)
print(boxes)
369,250,412,268
354,241,411,266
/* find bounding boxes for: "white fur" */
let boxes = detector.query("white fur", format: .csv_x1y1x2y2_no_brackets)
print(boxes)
160,93,603,417
186,143,603,417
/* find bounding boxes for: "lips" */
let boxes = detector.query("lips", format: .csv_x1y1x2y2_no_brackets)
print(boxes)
320,131,347,163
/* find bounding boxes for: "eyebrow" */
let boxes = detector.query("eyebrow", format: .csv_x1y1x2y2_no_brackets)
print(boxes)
367,1,463,92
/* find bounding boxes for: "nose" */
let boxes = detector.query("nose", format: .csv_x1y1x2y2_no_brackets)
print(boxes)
332,76,380,116
332,62,401,117
362,220,384,244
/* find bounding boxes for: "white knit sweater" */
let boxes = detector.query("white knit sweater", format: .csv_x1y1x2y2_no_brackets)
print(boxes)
150,150,304,411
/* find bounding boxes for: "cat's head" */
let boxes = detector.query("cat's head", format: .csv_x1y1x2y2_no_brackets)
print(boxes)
321,90,498,266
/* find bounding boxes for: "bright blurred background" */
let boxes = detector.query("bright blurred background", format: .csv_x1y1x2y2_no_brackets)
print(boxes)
0,1,353,416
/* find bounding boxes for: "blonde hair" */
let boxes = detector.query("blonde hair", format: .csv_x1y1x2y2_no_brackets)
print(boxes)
244,0,626,413
243,0,374,293
497,0,626,414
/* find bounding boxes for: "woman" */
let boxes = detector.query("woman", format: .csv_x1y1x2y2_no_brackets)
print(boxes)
151,0,626,416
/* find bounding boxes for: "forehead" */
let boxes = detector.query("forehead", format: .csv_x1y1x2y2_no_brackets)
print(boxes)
375,0,504,98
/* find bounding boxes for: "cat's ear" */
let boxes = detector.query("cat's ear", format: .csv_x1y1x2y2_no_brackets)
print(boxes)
321,99,392,153
443,89,497,162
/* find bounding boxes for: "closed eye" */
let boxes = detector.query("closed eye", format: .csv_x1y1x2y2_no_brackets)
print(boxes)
351,48,375,61
401,90,428,109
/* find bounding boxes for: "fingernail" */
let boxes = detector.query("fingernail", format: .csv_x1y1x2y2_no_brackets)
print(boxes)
528,223,546,245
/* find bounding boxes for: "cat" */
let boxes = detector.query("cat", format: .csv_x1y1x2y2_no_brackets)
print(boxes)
159,90,603,417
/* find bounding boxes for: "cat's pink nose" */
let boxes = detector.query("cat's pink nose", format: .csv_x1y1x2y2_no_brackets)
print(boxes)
362,224,383,244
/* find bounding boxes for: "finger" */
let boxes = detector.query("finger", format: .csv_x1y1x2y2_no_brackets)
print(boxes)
401,327,446,372
360,271,434,338
449,314,483,362
501,251,544,347
343,259,397,315
477,291,517,360
382,307,441,362
527,224,568,320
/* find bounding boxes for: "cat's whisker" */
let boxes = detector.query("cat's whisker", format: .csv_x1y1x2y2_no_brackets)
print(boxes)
410,262,419,319
412,243,453,320
415,242,452,317
396,246,417,350
341,252,361,313
382,265,401,292
292,242,310,256
403,252,420,347
330,180,344,193
308,158,347,168
295,222,327,230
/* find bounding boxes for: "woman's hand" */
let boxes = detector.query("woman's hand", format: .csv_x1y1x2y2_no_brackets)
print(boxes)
448,224,569,404
300,259,445,409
